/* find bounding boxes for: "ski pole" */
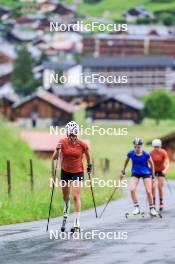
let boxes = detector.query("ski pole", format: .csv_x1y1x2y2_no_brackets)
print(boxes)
99,172,124,218
99,186,118,219
46,159,58,232
165,177,172,193
88,172,98,218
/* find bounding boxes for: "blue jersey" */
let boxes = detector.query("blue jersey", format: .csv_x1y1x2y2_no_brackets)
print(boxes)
127,150,151,175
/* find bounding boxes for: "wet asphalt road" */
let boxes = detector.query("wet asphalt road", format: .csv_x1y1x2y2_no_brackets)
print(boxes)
0,180,175,264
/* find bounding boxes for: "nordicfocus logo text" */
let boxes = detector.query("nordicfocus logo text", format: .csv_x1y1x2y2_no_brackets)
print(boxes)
50,21,127,32
49,229,128,240
49,178,128,189
50,126,128,137
49,73,128,85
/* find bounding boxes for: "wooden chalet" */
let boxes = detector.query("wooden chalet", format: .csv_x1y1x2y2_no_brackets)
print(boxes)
50,85,105,107
82,55,175,91
13,89,75,127
21,131,63,159
86,94,144,123
83,33,175,57
147,132,175,162
0,95,14,120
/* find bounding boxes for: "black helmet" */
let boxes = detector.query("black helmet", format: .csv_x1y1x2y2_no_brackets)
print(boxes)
133,137,143,146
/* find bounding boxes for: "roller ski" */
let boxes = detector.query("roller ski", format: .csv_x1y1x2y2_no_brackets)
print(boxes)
125,206,145,219
61,213,68,232
70,222,81,234
150,207,162,218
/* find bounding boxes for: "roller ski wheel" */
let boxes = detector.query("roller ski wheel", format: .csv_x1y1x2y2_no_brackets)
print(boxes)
71,224,80,234
125,211,145,219
150,208,162,218
150,213,162,219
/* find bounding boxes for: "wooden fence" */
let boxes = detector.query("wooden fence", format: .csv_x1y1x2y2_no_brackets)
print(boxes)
1,159,34,199
1,158,110,199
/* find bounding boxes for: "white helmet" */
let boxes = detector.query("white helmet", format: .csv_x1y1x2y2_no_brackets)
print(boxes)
133,137,143,146
152,139,162,147
65,121,79,135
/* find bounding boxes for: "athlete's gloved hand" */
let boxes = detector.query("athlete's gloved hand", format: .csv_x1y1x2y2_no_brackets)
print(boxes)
120,170,125,179
87,164,92,174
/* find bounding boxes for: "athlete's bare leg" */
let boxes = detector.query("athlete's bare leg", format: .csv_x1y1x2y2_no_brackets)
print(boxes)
143,178,153,205
72,181,81,212
130,177,139,203
152,177,156,206
62,182,71,215
158,176,164,209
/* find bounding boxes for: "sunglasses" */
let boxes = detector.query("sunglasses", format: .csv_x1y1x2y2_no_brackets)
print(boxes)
69,134,77,137
134,145,142,149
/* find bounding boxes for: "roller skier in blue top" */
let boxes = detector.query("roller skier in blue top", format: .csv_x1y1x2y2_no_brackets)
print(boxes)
121,138,159,217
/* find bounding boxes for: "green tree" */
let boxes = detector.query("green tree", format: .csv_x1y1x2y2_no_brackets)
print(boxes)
12,45,37,96
143,89,174,124
162,14,175,26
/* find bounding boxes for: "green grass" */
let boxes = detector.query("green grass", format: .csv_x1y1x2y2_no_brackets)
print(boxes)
0,116,175,225
1,0,175,21
0,117,121,225
0,0,33,8
64,0,175,21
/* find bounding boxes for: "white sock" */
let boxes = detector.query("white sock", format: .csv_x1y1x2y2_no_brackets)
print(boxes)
63,200,70,215
74,212,80,225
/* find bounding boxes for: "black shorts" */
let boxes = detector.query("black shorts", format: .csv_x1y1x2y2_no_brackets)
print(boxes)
132,174,151,179
61,169,84,182
155,171,165,177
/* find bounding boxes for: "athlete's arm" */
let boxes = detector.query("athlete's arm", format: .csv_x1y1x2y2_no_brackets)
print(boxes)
148,157,155,177
85,148,92,165
163,158,170,174
52,143,61,160
85,148,92,173
122,157,130,175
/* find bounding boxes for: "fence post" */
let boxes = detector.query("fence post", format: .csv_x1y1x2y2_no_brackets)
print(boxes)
105,158,110,173
6,160,11,199
29,159,34,192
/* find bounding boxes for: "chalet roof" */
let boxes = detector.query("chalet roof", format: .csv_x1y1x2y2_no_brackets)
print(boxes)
20,131,89,152
0,42,16,59
42,61,77,71
23,14,45,20
86,94,144,111
88,33,175,41
0,5,10,13
21,131,62,152
114,94,144,110
123,6,154,18
13,89,75,113
10,28,38,42
51,84,103,97
0,63,13,77
0,95,15,104
51,85,78,96
53,3,76,15
82,56,175,68
51,85,151,98
0,82,19,103
147,131,175,145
